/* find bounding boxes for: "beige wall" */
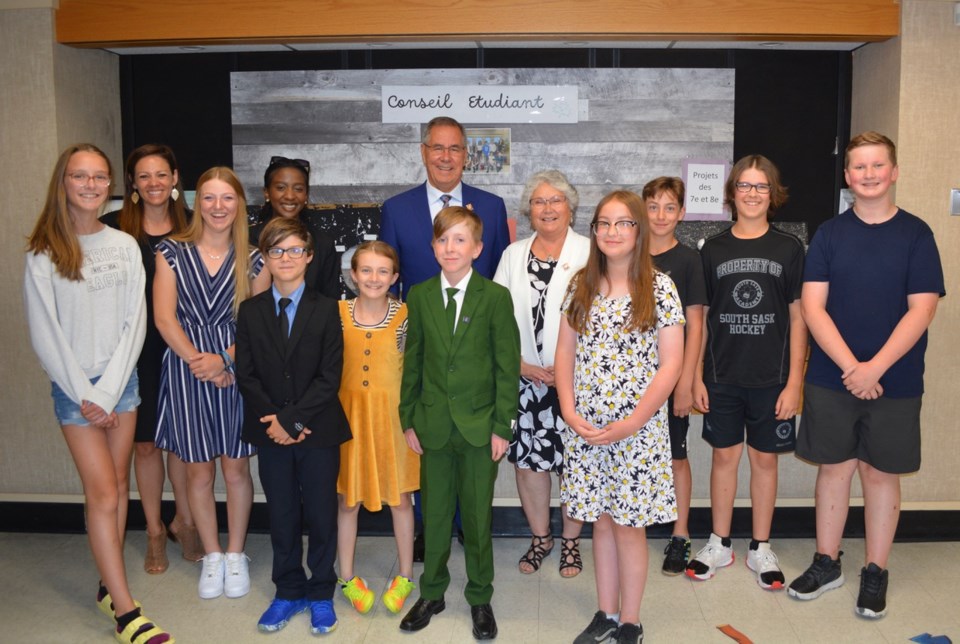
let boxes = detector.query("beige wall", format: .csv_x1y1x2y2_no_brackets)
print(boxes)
0,6,121,498
849,0,960,507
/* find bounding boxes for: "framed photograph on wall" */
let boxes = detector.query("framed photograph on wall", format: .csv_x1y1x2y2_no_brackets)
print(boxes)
465,128,511,175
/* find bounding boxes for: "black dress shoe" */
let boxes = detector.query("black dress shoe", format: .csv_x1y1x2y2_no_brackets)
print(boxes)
470,603,498,640
399,597,445,632
413,532,425,563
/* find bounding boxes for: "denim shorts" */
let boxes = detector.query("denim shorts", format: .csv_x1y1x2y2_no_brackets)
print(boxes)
51,372,140,426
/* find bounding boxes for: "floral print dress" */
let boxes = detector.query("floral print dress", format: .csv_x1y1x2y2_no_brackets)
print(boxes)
560,271,684,527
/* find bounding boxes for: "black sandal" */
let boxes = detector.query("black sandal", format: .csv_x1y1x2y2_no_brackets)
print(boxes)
559,537,583,578
518,533,554,574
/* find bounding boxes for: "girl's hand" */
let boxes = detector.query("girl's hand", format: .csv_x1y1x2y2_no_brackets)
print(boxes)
566,414,603,441
189,352,225,382
211,371,235,388
97,411,120,429
404,428,423,455
672,385,694,418
80,400,109,426
587,419,636,445
693,379,710,413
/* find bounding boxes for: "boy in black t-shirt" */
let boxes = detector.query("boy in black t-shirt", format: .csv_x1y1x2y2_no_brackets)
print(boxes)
643,177,708,576
687,156,807,591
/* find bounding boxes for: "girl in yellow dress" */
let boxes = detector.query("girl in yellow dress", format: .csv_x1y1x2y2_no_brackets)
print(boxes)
336,241,420,615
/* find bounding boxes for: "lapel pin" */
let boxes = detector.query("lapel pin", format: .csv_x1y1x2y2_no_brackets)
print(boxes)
462,316,471,324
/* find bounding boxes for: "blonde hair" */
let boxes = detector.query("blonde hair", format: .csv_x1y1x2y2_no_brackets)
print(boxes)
172,167,253,318
565,191,656,334
845,131,897,167
27,144,113,281
433,206,483,242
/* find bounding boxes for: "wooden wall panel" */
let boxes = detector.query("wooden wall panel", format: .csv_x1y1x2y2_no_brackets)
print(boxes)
231,67,734,240
57,0,899,47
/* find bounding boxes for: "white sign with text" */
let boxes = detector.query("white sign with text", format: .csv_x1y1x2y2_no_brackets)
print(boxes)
683,160,729,220
381,86,579,123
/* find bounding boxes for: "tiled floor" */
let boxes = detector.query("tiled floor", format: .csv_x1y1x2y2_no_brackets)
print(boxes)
3,531,957,643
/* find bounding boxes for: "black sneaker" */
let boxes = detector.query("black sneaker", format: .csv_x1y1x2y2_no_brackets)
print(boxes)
573,611,619,644
662,537,691,576
616,622,643,643
855,562,888,619
788,551,845,600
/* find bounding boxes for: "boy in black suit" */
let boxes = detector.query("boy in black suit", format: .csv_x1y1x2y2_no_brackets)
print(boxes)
236,216,351,636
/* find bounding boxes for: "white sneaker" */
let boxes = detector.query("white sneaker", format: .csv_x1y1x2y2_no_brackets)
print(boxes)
685,533,734,581
746,542,786,590
199,552,225,599
224,551,251,598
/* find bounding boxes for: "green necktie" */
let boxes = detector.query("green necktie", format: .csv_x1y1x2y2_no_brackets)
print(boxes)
445,287,459,334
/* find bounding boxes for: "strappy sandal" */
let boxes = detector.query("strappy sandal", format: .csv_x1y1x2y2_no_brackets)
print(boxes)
559,537,583,578
167,518,204,562
115,613,175,644
518,533,554,574
97,587,142,620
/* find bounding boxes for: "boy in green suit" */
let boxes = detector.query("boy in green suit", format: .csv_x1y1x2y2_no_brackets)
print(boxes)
398,206,520,640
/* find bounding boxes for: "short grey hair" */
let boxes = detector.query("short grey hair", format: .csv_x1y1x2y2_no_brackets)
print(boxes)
421,116,467,146
519,169,579,225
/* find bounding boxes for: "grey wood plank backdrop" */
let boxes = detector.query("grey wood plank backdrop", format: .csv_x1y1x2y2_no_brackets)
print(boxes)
231,68,733,239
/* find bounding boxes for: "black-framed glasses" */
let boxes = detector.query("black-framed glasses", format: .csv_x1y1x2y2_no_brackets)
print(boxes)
268,156,311,173
266,246,308,259
591,220,637,234
735,181,771,194
529,196,567,209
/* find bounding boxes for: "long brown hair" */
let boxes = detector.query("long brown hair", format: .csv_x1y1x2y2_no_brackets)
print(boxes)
27,144,113,281
565,190,656,334
172,167,253,318
119,144,189,243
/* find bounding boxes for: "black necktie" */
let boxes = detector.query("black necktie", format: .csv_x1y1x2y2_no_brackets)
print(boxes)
278,297,291,340
440,194,452,208
445,287,459,334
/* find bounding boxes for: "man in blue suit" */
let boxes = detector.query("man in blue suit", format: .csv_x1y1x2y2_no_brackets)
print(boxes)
380,116,511,299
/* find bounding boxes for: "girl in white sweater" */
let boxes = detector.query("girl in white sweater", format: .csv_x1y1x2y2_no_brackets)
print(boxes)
24,144,173,644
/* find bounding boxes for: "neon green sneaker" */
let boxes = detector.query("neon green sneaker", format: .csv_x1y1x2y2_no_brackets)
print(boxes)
381,575,416,614
339,576,375,614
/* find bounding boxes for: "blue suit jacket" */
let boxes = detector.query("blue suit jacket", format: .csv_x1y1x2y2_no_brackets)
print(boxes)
379,182,510,299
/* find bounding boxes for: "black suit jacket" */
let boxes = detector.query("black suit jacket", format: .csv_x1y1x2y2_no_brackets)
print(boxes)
236,288,351,448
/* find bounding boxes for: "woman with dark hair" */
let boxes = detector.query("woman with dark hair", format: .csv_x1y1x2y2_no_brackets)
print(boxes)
25,143,174,643
102,144,202,574
249,156,340,298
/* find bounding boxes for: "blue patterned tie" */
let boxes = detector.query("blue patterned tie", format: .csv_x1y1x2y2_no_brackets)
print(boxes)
440,194,452,208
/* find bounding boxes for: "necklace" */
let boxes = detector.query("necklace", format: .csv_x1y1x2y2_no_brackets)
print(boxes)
198,245,225,261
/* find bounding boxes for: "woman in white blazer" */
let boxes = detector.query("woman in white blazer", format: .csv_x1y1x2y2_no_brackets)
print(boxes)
494,170,590,578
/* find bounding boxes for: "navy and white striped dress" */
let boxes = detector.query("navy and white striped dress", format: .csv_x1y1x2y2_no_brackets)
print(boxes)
155,240,264,463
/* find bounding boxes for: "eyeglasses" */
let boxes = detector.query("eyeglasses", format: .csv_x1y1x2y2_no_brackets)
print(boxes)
529,196,567,209
591,220,637,233
266,246,308,259
735,182,772,194
67,172,111,186
268,156,311,173
423,144,466,156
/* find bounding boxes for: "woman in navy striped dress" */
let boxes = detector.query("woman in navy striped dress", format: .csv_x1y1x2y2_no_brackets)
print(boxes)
154,167,271,601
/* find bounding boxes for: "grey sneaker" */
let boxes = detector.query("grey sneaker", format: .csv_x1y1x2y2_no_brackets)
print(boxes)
855,562,888,619
788,551,844,600
615,622,643,643
573,611,619,644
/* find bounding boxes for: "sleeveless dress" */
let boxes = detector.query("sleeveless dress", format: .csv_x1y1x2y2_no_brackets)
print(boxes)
154,240,264,463
337,298,419,511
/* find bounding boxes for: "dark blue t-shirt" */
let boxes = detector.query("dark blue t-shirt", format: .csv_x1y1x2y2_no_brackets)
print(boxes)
803,208,945,398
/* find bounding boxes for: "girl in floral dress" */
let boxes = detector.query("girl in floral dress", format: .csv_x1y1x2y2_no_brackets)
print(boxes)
555,190,685,644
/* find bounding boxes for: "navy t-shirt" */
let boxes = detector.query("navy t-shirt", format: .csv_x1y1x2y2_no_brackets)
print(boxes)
803,208,945,398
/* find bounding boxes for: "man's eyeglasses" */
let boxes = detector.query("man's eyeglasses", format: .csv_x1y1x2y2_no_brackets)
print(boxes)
735,182,771,194
266,246,308,259
423,144,465,156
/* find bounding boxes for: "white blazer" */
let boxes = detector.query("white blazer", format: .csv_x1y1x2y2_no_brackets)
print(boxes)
493,229,591,369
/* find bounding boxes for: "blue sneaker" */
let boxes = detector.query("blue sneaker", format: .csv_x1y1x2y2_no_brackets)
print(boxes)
310,599,338,635
257,597,307,632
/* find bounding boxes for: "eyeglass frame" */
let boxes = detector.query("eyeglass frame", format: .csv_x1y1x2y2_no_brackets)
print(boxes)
591,220,638,234
422,144,466,156
265,246,309,259
734,181,772,194
529,196,568,209
66,172,111,187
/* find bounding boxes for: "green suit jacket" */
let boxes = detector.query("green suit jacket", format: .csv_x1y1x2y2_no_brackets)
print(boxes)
400,271,520,450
